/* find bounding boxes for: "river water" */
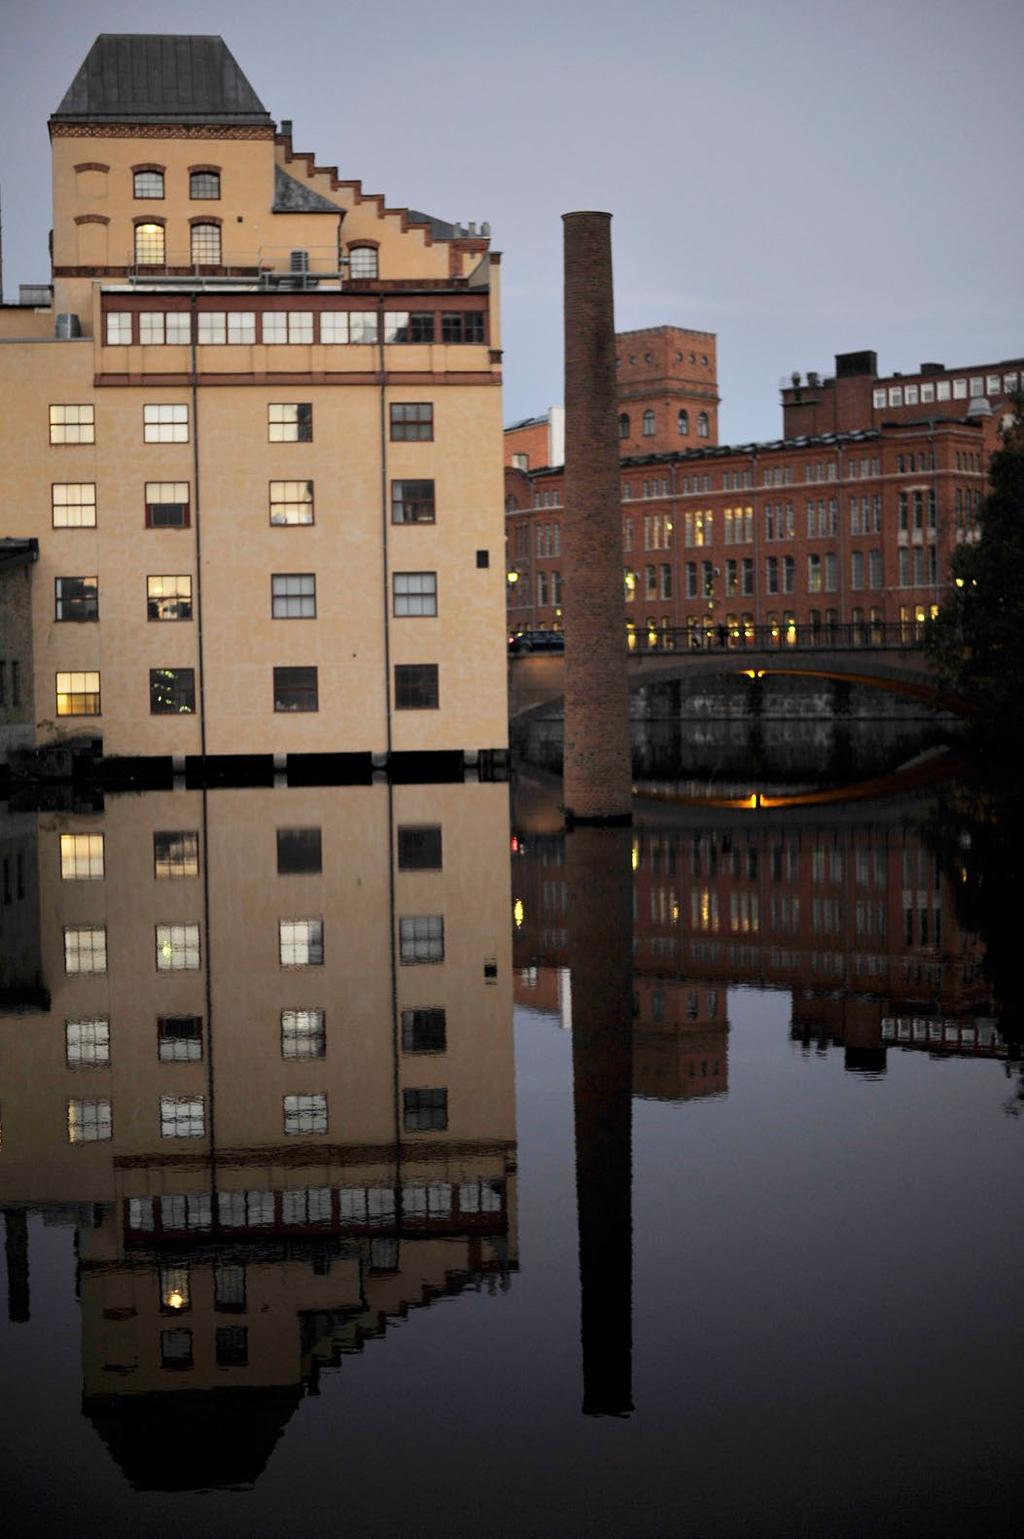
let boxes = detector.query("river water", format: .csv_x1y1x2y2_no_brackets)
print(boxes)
0,761,1019,1537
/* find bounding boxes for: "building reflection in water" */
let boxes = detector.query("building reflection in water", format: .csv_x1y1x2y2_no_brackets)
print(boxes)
514,794,998,1088
0,783,516,1489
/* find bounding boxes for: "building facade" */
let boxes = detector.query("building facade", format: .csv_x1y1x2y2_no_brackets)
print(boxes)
0,35,507,767
505,344,1016,642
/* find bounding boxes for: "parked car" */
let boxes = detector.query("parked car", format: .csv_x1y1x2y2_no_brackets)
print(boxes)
508,629,565,656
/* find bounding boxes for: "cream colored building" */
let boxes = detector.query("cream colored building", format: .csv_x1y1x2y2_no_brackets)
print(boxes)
0,34,507,766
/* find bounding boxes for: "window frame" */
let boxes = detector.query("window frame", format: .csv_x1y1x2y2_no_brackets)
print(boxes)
393,571,438,617
143,403,189,443
145,482,191,529
190,220,222,266
149,667,196,715
49,406,95,446
155,922,201,972
133,168,165,200
273,666,319,713
268,403,313,442
189,169,221,200
56,671,101,717
394,663,439,710
147,575,193,622
55,575,98,622
153,831,200,879
271,573,316,619
389,402,434,441
397,825,443,871
391,480,436,525
60,832,104,880
269,480,314,526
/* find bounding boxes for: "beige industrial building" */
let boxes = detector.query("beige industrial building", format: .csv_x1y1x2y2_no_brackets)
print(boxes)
0,35,507,769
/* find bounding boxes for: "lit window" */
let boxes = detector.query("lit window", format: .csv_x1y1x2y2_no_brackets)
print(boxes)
60,833,104,880
149,668,195,714
227,311,255,343
283,1093,328,1135
271,573,316,618
64,924,107,975
153,831,199,878
155,923,201,971
52,483,96,527
49,406,95,445
269,480,314,525
320,311,350,343
390,402,433,440
105,312,132,345
262,311,313,343
147,575,192,621
55,576,98,621
56,671,100,716
399,914,444,963
348,246,378,278
145,482,190,528
159,1265,191,1313
281,1009,326,1060
403,1088,448,1132
350,312,379,344
135,222,165,265
67,1098,112,1143
279,918,324,966
642,409,656,436
393,572,438,616
273,666,318,712
197,312,226,344
397,826,442,870
190,170,220,199
401,1008,446,1053
268,403,313,442
276,827,322,874
391,480,435,524
157,1016,203,1063
143,404,189,443
161,1095,205,1138
190,222,221,264
65,1018,110,1068
394,663,439,709
134,169,164,199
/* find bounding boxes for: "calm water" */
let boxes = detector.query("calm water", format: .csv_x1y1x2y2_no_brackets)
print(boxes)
0,772,1019,1537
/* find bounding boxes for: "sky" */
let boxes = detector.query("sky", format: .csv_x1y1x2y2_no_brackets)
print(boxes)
1,0,1022,444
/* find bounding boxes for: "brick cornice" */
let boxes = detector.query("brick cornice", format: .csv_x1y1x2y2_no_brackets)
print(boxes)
52,122,275,140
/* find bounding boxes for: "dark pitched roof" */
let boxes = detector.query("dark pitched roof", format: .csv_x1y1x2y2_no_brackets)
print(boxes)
273,164,343,215
408,209,458,241
52,35,270,124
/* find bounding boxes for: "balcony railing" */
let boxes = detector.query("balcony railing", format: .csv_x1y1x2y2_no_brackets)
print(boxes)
625,620,927,654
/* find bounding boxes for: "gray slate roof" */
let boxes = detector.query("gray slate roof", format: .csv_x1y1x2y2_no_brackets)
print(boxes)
273,165,343,215
52,35,271,123
409,210,458,240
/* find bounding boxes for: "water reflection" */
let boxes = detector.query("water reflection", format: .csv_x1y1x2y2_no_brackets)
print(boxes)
0,784,515,1491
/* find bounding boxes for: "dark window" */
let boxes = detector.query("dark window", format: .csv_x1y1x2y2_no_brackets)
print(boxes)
216,1326,248,1366
397,825,442,870
157,1016,203,1063
274,666,318,712
147,575,192,620
153,831,199,878
476,549,490,568
145,482,190,527
150,668,195,714
214,1264,246,1311
190,171,221,199
618,413,630,439
403,1088,448,1132
394,664,439,710
277,827,322,874
55,576,98,622
160,1328,192,1368
409,312,435,343
401,1008,447,1053
441,311,485,344
391,480,435,524
390,403,434,441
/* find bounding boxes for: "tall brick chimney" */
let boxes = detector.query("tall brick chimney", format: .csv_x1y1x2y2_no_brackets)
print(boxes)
562,212,633,823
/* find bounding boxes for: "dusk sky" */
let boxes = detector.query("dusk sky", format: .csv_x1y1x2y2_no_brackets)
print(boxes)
2,0,1021,443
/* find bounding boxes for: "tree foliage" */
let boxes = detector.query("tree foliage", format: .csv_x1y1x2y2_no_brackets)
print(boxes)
925,404,1024,749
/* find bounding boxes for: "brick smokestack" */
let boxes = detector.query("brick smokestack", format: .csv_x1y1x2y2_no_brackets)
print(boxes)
562,211,632,823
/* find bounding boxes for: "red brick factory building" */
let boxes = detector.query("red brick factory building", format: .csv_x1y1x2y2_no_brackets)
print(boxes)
505,327,1020,643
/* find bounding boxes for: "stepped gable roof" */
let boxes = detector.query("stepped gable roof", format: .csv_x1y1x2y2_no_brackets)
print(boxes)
273,164,343,214
52,34,271,124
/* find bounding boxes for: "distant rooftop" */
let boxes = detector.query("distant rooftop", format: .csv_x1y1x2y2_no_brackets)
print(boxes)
52,34,271,125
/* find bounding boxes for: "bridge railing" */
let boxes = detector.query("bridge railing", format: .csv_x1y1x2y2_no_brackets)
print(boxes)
627,620,925,655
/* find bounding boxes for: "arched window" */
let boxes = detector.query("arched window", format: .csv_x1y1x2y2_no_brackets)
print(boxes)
677,409,689,435
135,222,165,266
505,495,518,512
697,411,709,438
133,169,164,199
190,222,221,265
190,170,221,200
348,245,378,279
618,413,630,440
642,410,656,437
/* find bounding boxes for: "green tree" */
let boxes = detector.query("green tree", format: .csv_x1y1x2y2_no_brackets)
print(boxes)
926,403,1024,749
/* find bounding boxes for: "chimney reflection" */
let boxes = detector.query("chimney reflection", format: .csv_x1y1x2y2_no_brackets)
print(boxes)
566,826,634,1417
0,783,517,1490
